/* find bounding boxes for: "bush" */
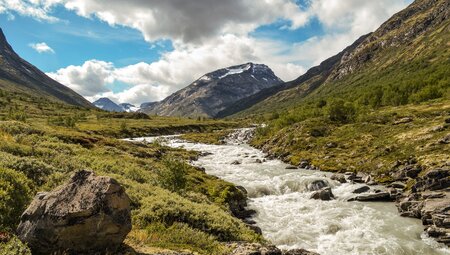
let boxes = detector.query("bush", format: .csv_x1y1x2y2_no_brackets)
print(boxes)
157,158,188,193
409,85,443,103
0,235,31,255
0,168,33,230
134,189,259,242
326,99,357,123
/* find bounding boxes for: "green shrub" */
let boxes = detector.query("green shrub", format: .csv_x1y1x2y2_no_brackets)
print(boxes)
326,99,357,123
3,157,56,186
134,191,259,242
0,168,33,230
409,85,443,103
0,121,41,136
0,235,31,255
157,158,188,193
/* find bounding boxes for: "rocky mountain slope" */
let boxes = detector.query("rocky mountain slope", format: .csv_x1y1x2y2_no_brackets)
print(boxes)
0,28,93,108
216,34,369,118
141,63,283,118
93,97,125,112
227,0,449,117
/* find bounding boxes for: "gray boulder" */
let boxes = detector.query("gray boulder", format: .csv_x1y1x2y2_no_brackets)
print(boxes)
17,170,132,254
352,185,370,194
310,187,334,201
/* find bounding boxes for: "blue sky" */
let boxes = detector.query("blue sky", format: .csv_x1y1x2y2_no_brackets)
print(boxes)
0,0,412,105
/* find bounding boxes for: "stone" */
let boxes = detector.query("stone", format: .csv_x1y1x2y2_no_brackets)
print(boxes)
307,180,329,191
285,165,298,169
330,174,347,183
439,134,450,144
284,249,320,255
393,117,413,125
299,160,310,169
413,169,450,192
348,192,391,202
255,159,263,164
310,187,334,201
227,242,282,255
17,170,131,255
391,181,406,189
325,142,338,148
352,185,370,194
231,160,242,165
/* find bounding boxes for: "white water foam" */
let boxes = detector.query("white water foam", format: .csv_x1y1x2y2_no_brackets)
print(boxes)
128,130,450,255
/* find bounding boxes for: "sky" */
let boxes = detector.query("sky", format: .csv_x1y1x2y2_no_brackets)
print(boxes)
0,0,412,106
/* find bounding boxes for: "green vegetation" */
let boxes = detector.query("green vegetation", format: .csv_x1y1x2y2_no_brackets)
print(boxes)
0,90,256,254
237,6,450,181
180,129,233,145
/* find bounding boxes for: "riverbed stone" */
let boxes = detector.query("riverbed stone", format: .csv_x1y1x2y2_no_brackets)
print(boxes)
330,173,347,183
352,185,370,194
310,187,334,201
283,249,320,255
17,170,132,254
307,180,329,191
227,242,282,255
348,192,391,202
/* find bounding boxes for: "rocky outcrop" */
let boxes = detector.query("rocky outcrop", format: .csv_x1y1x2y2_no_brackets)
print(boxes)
397,168,450,246
17,170,132,254
227,242,319,255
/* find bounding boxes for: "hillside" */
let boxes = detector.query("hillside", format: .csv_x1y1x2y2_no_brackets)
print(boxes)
0,28,93,108
230,0,449,117
141,63,282,118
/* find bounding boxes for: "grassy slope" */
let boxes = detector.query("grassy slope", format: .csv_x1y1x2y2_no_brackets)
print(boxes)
0,90,259,254
243,1,450,182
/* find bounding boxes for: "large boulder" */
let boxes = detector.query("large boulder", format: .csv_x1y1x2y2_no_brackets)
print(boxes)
17,170,132,254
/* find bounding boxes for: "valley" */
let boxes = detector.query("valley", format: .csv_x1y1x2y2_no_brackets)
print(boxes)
0,0,449,254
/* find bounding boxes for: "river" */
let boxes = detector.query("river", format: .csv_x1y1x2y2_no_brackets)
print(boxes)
126,129,450,255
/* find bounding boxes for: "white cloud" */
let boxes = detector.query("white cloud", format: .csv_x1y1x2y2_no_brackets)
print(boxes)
0,0,61,22
12,0,412,105
47,35,306,105
47,60,113,96
29,42,55,53
62,0,309,44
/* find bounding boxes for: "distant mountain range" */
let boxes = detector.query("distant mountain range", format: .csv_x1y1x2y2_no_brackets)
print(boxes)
93,98,141,112
140,63,282,118
0,28,93,108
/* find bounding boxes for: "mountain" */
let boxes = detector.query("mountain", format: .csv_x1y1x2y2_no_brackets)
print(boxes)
225,0,449,117
141,63,283,118
140,102,157,110
216,34,370,118
119,103,140,112
93,98,125,112
0,28,92,108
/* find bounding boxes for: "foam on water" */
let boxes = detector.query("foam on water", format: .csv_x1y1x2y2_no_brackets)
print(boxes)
128,130,450,255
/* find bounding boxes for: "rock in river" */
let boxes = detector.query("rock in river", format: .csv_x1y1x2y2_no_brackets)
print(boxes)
17,170,132,254
310,187,334,201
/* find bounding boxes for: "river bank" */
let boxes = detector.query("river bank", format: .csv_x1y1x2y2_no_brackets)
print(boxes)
131,128,450,255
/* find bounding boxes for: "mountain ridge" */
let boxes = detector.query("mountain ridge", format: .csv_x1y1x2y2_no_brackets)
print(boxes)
141,62,283,118
0,28,93,108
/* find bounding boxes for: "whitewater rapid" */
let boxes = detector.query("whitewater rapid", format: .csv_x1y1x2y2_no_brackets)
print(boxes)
127,130,450,255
